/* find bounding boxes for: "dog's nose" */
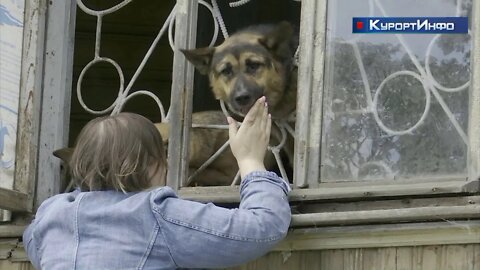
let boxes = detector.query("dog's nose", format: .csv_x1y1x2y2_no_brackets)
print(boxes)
233,93,252,106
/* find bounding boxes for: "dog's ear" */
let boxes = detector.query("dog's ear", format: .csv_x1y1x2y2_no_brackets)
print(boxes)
53,147,74,164
154,123,170,144
181,47,215,75
258,21,294,60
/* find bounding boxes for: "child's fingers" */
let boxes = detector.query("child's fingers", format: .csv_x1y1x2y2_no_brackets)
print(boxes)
266,114,272,142
260,100,268,129
227,117,238,140
244,96,265,125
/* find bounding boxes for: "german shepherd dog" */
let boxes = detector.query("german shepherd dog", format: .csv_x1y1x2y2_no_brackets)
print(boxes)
182,21,298,169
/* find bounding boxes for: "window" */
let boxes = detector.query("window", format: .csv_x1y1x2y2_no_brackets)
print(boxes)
296,0,479,186
289,0,479,226
322,0,471,183
0,0,42,214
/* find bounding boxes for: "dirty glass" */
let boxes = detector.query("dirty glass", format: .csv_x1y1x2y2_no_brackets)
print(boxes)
321,0,472,182
0,0,24,188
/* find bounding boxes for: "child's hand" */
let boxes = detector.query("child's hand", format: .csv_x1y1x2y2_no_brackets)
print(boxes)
227,96,272,178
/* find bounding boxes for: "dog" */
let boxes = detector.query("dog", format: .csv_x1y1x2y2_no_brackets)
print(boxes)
56,22,298,187
181,21,298,167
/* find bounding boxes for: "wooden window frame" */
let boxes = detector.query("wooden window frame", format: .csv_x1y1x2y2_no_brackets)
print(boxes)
170,0,480,228
0,0,47,213
0,0,76,218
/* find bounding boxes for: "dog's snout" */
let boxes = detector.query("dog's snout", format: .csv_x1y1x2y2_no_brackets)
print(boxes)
230,75,264,115
233,93,252,106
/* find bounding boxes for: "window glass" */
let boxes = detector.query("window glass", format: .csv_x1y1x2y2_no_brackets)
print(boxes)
321,0,472,182
0,0,24,188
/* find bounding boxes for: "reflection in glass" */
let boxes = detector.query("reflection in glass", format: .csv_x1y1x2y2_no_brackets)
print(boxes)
321,0,472,182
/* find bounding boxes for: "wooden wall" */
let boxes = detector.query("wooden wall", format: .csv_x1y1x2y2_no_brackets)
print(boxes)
226,244,480,270
2,244,479,270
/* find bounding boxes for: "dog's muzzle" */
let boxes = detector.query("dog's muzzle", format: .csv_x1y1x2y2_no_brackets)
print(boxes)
230,77,263,115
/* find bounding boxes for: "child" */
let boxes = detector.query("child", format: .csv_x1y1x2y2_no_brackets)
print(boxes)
23,96,291,269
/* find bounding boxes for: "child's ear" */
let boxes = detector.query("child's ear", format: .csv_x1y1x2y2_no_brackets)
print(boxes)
181,47,215,75
53,147,74,164
258,21,294,60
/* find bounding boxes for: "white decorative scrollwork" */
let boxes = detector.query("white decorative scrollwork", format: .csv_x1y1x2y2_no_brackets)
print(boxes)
324,0,471,180
75,0,297,186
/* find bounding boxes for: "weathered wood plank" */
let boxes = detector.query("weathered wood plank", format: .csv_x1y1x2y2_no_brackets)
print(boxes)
0,225,26,238
293,0,328,189
321,249,344,269
343,249,361,270
178,180,478,203
180,0,198,188
442,244,474,270
12,0,48,213
473,244,480,269
10,243,27,262
225,244,480,270
0,188,29,212
167,0,198,190
35,0,76,209
305,0,327,189
275,221,480,251
296,195,480,213
361,248,396,270
10,244,480,269
0,260,34,270
396,247,413,270
0,239,18,260
291,205,480,227
293,0,316,188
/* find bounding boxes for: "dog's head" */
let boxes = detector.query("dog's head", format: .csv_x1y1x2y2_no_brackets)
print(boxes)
181,21,296,116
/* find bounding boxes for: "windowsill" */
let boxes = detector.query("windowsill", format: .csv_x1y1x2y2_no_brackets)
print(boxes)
274,221,480,251
178,179,479,203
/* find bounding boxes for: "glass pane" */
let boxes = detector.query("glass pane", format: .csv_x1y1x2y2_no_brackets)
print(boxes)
0,0,24,188
321,0,472,182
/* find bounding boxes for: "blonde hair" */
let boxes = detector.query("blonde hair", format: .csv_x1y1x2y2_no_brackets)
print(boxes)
70,113,167,192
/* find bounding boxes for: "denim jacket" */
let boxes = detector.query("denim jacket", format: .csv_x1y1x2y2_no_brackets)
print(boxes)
23,171,291,270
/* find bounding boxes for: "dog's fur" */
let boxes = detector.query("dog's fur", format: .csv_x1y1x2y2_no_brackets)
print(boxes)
182,21,298,166
181,21,297,119
156,111,245,186
54,111,243,187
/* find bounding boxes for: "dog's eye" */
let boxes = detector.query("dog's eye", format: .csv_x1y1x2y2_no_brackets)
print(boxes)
246,61,263,74
220,66,233,77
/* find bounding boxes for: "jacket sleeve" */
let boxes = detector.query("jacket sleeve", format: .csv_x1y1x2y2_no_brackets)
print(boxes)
150,171,291,269
23,220,41,269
